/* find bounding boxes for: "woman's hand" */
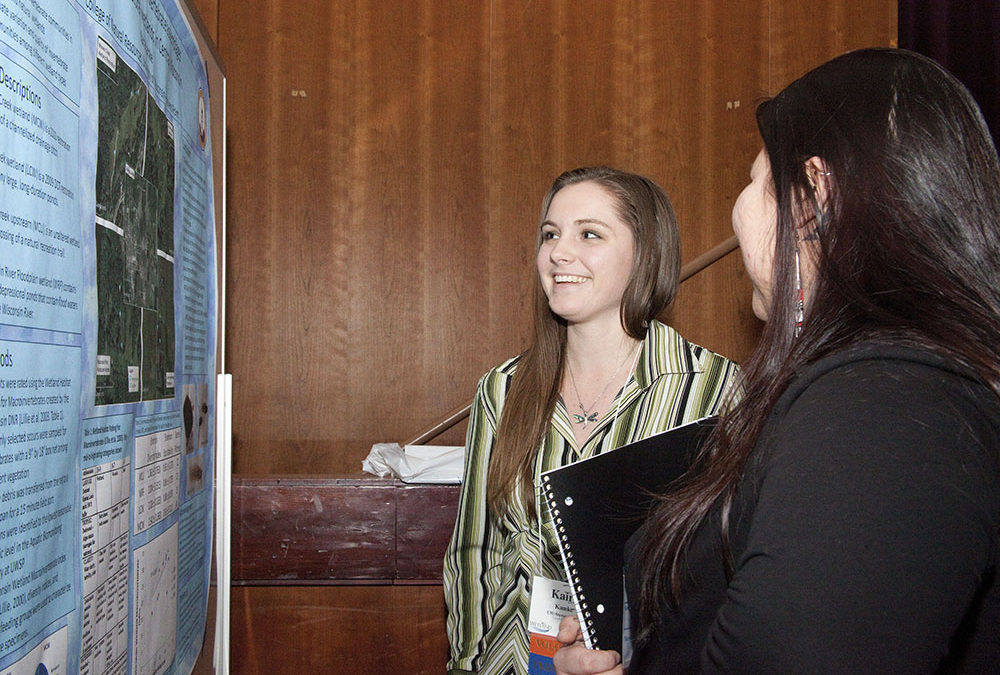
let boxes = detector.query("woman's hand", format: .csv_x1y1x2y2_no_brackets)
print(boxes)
552,615,624,675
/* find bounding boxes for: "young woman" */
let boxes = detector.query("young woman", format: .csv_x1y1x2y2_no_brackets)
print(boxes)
443,167,741,674
554,48,1000,674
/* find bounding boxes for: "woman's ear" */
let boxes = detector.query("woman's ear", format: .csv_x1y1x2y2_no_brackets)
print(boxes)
803,156,832,211
797,156,832,238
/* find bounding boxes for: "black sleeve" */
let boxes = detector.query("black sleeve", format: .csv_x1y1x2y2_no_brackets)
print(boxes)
702,361,1000,673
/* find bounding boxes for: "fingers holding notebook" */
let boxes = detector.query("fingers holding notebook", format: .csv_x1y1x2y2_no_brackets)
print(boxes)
554,615,623,675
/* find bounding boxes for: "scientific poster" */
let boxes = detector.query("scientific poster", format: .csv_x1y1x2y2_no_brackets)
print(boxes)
0,0,217,673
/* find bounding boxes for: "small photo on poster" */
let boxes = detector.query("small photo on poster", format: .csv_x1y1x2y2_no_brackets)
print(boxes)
197,383,209,448
182,383,197,453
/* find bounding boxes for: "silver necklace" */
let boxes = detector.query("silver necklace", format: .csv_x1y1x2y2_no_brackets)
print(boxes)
566,342,637,429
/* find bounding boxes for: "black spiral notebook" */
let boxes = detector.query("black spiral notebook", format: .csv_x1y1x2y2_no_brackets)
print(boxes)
540,417,717,655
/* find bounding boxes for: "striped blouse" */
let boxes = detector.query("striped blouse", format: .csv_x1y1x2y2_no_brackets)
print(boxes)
443,321,741,674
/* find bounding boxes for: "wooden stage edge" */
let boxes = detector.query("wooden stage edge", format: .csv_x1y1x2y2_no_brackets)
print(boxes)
231,475,461,585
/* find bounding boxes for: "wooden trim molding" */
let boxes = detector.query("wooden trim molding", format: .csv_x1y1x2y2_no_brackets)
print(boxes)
232,476,460,585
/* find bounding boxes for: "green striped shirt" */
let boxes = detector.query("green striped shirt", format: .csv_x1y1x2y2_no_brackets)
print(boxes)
443,321,741,674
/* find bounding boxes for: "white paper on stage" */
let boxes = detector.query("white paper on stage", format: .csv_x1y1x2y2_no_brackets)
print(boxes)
363,443,464,484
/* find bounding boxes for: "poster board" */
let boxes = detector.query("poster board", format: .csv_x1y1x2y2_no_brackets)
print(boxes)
0,0,222,673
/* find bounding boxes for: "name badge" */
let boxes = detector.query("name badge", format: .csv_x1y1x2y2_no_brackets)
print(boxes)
527,575,576,674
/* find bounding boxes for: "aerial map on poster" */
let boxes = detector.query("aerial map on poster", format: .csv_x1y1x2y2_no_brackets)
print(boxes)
0,0,217,673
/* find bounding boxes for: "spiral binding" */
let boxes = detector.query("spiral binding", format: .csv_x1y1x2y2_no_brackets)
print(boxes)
541,474,599,648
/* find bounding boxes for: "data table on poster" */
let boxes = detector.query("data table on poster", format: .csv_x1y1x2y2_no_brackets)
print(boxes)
134,429,182,534
80,458,130,675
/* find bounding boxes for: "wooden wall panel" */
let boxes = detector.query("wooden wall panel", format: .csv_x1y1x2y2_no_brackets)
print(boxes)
222,0,494,472
633,2,765,356
767,1,901,92
344,2,493,453
189,0,218,43
191,586,215,675
229,585,448,674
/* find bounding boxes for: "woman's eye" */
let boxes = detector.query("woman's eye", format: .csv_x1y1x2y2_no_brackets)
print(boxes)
541,229,558,240
582,230,600,240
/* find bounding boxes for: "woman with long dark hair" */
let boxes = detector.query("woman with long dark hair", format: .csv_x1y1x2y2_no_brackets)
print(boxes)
555,48,1000,673
443,167,740,674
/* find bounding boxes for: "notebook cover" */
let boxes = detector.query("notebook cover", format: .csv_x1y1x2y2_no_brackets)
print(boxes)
540,417,717,654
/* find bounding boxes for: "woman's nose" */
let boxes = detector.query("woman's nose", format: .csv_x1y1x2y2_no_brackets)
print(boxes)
549,236,574,263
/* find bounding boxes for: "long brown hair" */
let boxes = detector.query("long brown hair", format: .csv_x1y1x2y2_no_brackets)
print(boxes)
637,48,1000,636
487,166,682,517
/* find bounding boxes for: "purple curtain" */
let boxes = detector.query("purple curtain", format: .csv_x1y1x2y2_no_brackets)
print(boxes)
898,0,1000,148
